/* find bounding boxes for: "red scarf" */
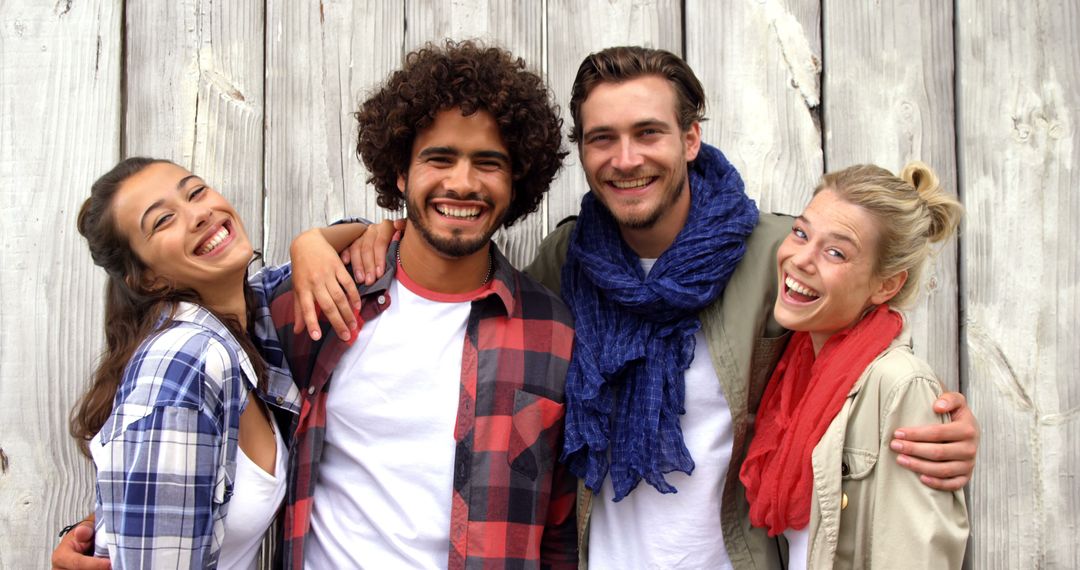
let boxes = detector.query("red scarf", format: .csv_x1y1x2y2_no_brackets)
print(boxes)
739,304,903,536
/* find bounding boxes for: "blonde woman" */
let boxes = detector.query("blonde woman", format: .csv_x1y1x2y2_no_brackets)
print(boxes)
740,163,970,569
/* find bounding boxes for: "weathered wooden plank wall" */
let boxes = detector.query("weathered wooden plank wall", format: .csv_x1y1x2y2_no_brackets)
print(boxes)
0,2,121,568
958,0,1080,568
1,0,1076,567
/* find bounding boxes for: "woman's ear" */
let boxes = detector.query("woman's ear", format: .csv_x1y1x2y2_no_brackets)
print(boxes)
870,270,908,305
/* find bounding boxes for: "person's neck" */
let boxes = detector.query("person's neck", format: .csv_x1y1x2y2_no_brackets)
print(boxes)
199,276,249,329
397,229,492,294
619,183,693,259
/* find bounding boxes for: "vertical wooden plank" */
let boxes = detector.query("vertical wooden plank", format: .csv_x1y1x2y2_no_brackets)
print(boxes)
958,0,1080,567
685,0,822,216
264,0,404,265
822,0,959,390
0,1,121,567
404,0,544,268
545,0,683,233
125,0,264,262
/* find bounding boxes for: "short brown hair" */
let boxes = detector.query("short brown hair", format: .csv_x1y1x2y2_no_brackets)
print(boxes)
354,40,567,228
568,46,706,144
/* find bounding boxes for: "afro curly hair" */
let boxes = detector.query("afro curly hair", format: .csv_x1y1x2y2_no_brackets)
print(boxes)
354,39,567,228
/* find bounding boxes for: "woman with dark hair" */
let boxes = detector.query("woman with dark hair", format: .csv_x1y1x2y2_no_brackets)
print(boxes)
740,162,970,569
71,157,363,569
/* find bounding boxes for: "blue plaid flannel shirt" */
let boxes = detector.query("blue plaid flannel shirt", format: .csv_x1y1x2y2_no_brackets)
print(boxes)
91,264,300,569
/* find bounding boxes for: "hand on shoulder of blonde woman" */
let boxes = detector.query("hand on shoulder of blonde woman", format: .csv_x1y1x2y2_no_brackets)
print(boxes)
891,390,979,491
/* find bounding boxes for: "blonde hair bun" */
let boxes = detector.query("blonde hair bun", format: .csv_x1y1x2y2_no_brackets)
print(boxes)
901,161,963,244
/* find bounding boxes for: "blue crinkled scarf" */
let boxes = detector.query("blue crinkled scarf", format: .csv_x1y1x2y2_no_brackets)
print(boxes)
560,143,759,500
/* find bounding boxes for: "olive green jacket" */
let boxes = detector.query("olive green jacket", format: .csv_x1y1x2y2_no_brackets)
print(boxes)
524,213,793,570
806,322,969,569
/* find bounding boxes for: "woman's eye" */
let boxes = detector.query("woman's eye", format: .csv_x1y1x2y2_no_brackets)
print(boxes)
826,248,846,260
152,213,173,231
792,227,807,240
189,186,206,200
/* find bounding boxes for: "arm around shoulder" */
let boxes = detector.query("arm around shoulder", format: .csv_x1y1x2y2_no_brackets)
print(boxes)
871,373,969,568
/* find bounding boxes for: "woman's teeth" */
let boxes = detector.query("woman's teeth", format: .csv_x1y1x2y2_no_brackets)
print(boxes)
198,226,230,255
785,276,820,298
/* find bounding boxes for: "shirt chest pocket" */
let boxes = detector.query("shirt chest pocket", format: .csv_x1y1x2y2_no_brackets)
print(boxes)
840,448,878,480
507,390,565,481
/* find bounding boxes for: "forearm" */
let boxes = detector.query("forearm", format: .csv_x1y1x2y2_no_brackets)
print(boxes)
313,222,368,253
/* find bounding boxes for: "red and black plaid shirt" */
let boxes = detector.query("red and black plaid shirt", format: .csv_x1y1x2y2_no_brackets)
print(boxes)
268,242,578,569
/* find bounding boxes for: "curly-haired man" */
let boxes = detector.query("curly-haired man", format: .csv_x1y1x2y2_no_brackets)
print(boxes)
272,41,576,569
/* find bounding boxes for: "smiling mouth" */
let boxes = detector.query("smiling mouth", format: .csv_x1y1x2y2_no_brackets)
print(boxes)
196,222,232,255
434,204,483,219
608,176,657,190
784,274,820,302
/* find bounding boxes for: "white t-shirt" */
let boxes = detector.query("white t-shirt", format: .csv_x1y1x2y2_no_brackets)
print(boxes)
305,271,475,569
218,413,288,570
784,526,810,570
588,258,736,569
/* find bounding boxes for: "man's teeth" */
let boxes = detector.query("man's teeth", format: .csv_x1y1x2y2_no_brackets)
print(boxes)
785,276,820,298
436,205,481,219
610,177,653,189
198,227,230,255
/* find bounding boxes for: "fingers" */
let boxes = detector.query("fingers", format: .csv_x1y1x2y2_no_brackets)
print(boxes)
933,391,968,415
352,234,377,285
312,282,355,341
890,438,977,464
892,417,979,446
294,289,323,341
52,523,110,570
893,453,972,491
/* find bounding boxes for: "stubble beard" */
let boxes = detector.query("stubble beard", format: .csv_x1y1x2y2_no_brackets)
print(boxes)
598,171,688,230
404,187,505,258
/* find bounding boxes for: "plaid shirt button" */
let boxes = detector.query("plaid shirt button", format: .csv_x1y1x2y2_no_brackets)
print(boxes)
307,386,315,395
377,295,386,304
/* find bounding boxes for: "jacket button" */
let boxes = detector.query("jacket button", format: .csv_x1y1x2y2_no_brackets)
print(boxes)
377,295,386,305
307,386,315,395
841,462,850,476
841,492,849,510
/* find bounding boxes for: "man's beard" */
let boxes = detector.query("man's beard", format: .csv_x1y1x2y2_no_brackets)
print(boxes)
600,171,687,230
404,187,505,257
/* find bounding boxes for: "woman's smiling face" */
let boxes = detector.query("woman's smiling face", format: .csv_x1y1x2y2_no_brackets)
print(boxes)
111,162,252,299
774,189,903,354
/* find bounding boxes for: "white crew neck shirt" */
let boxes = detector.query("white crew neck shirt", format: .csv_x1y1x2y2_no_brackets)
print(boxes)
305,271,475,569
588,258,736,569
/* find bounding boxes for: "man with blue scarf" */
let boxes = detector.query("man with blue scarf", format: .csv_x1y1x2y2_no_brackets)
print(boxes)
524,46,980,569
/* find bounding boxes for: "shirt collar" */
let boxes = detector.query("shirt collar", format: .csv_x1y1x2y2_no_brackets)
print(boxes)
363,237,518,316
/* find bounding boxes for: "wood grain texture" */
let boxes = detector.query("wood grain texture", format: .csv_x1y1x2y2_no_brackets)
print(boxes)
544,0,683,233
124,0,264,256
686,0,822,216
957,0,1080,567
263,0,403,265
404,0,544,268
822,0,960,390
0,1,121,567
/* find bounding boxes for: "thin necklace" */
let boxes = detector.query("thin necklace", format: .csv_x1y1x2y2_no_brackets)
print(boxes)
397,247,494,286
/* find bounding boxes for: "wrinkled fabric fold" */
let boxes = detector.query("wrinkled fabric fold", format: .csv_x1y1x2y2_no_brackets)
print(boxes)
560,144,759,500
740,304,903,535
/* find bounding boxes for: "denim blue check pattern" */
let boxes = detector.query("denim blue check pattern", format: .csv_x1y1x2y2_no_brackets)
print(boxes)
92,264,300,569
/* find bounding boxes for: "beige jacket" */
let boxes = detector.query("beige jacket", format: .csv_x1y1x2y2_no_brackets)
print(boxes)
525,213,793,570
805,322,969,569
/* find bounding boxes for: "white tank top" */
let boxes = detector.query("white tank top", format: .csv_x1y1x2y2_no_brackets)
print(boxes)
217,413,288,570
